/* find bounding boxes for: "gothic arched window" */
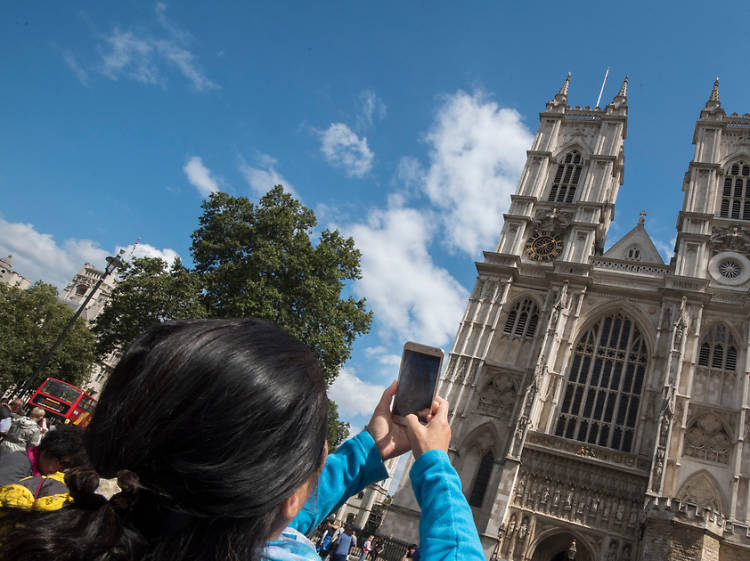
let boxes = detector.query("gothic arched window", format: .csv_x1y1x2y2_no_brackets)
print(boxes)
503,298,540,338
697,324,738,373
469,450,494,507
555,311,647,452
719,161,750,220
548,151,583,204
627,246,641,261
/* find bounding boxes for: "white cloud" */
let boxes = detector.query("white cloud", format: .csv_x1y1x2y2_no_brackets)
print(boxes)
0,217,178,289
654,237,676,262
329,367,386,418
238,154,297,199
63,50,89,86
358,89,387,129
117,242,180,265
183,156,220,197
364,346,402,378
346,200,468,346
320,123,374,178
93,4,217,91
421,90,533,257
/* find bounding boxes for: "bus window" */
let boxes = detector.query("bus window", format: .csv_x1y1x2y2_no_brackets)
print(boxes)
40,379,83,404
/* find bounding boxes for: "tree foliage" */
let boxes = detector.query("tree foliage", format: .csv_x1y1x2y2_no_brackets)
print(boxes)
95,186,372,449
93,257,206,358
191,187,372,384
0,282,97,390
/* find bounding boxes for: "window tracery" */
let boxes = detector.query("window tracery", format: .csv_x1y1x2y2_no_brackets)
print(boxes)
554,312,647,452
719,161,750,220
503,298,539,338
626,246,641,261
697,324,737,373
548,151,583,204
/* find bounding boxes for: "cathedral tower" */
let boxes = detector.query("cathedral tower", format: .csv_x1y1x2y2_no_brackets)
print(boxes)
379,77,750,561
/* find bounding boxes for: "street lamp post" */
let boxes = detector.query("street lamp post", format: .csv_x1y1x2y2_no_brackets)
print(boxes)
15,250,125,398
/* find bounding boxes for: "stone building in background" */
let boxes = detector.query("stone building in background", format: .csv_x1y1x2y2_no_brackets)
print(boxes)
0,255,31,290
60,262,120,397
380,77,750,560
336,457,398,532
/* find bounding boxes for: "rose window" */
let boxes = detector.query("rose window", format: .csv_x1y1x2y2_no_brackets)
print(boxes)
719,259,741,279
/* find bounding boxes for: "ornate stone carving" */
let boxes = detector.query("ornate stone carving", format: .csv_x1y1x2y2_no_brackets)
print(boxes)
676,472,724,512
517,516,529,541
533,207,574,233
477,373,517,418
607,540,619,561
709,225,750,253
684,413,731,464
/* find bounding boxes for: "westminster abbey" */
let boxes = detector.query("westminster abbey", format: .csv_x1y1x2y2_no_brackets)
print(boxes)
379,77,750,560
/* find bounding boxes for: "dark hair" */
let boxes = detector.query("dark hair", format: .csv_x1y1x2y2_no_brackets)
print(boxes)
1,318,328,561
39,424,85,466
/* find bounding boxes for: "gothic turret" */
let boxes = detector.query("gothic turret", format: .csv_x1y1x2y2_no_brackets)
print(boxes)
700,77,725,119
546,73,570,110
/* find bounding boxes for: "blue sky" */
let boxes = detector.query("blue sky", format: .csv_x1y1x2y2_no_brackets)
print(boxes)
3,1,750,447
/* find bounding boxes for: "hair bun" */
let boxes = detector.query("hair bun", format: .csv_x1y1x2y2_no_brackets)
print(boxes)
109,470,142,512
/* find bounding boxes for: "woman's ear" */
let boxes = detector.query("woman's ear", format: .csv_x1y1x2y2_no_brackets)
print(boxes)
279,484,309,523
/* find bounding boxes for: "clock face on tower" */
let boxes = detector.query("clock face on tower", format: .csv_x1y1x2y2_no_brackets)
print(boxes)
525,231,564,262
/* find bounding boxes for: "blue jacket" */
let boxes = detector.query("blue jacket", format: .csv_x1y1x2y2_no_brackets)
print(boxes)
263,431,484,561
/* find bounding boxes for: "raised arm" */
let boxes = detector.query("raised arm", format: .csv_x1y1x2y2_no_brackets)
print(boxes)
405,398,485,561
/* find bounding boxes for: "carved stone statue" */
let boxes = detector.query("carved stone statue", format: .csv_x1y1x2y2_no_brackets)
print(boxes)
628,503,638,527
517,517,529,541
506,513,517,536
607,540,618,561
564,485,574,510
552,486,561,508
541,485,550,504
620,544,632,561
591,495,600,515
615,500,625,523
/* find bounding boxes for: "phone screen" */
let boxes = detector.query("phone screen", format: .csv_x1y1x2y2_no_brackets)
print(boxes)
392,349,442,420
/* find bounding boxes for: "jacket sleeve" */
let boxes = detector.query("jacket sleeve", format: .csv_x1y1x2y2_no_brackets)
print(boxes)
290,430,388,535
410,450,485,561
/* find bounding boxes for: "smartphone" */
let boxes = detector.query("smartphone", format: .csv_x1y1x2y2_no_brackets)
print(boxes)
392,342,444,425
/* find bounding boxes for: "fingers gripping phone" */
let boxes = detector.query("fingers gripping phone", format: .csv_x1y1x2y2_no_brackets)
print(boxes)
392,342,444,425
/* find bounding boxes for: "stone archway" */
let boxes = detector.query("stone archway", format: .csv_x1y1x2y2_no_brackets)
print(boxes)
530,532,593,561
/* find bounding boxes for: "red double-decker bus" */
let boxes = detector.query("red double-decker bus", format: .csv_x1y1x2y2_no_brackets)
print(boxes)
28,378,97,427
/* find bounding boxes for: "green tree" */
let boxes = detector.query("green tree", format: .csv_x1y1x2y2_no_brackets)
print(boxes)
192,187,372,385
192,187,372,448
94,257,206,358
0,282,97,390
95,186,372,449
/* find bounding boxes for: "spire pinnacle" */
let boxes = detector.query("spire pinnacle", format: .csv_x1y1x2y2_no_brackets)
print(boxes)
617,75,628,98
559,72,571,97
551,73,571,104
705,77,721,109
639,210,646,225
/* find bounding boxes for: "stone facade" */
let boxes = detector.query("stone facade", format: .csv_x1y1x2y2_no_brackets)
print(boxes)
379,77,750,560
336,457,398,531
0,255,31,290
60,263,120,397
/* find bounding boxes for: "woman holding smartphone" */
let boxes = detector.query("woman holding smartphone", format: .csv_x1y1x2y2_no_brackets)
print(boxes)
0,319,484,561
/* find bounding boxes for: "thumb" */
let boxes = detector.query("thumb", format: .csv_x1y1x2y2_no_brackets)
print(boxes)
404,413,423,435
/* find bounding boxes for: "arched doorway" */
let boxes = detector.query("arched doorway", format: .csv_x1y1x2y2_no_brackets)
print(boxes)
531,532,593,561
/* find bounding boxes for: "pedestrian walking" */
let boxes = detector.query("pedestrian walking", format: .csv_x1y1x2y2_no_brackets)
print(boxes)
370,538,384,561
0,399,23,440
0,408,45,456
359,535,373,561
331,524,356,561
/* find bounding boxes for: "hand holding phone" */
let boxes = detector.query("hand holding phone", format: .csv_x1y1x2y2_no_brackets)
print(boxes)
404,396,451,458
392,342,444,425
